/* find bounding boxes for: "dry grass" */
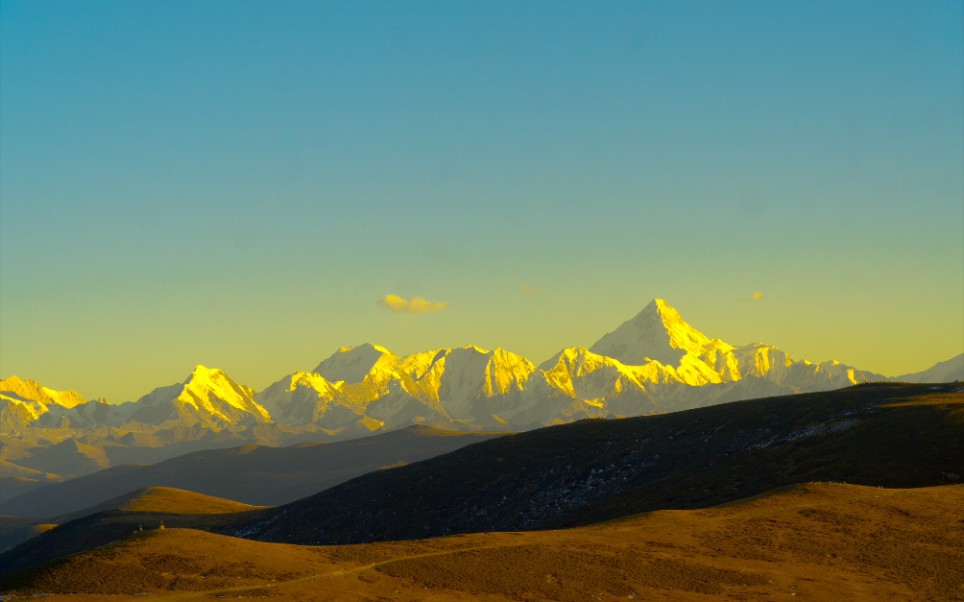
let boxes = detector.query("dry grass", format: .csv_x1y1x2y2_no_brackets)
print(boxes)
0,488,268,574
115,487,266,515
2,482,961,601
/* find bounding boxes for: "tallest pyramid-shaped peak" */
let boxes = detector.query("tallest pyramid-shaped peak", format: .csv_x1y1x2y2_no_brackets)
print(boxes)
639,298,681,319
649,298,671,310
633,299,694,335
589,298,716,366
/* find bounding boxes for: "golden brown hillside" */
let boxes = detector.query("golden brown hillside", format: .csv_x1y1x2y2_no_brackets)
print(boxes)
2,483,961,601
102,486,264,515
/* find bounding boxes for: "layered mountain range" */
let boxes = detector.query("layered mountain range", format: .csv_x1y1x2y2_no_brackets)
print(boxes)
2,299,961,489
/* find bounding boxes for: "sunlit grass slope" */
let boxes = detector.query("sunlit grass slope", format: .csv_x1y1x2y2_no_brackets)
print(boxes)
72,486,265,517
0,483,961,601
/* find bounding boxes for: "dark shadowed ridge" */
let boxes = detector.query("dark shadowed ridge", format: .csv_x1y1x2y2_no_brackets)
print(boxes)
226,382,963,545
1,383,960,578
1,425,508,518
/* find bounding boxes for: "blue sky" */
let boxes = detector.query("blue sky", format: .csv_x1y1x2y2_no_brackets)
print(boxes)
2,0,962,401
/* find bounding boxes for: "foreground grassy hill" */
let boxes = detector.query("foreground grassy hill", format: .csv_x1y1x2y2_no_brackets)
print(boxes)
1,483,961,601
0,488,264,576
231,382,963,544
0,487,262,556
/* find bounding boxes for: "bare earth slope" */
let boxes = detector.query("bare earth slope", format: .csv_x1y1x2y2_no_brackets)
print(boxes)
0,483,961,601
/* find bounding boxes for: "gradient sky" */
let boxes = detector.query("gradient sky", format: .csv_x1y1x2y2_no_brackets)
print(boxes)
2,0,962,403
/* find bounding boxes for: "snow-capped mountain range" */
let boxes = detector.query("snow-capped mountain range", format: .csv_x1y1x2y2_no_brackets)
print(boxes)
2,299,961,483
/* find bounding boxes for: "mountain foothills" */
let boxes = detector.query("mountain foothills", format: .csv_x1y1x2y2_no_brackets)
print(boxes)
1,382,961,601
0,426,505,518
2,300,961,489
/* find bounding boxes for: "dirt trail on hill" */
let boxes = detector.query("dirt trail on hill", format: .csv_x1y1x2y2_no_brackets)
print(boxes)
6,483,961,601
152,542,526,601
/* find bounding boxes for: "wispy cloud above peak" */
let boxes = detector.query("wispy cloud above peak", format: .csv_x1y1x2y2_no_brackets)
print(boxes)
378,294,449,314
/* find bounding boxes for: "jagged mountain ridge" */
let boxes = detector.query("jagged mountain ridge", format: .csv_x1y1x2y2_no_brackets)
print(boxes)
126,365,271,429
2,299,961,483
258,344,537,432
0,376,96,434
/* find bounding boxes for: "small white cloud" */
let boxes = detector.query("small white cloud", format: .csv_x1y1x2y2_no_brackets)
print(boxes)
378,294,449,314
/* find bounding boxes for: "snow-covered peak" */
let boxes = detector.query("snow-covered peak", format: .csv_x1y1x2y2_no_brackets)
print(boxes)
183,364,223,383
314,343,397,383
536,346,659,404
459,344,490,355
0,375,87,409
287,371,338,393
181,365,254,405
439,345,535,398
132,365,270,426
651,298,673,313
589,299,722,366
539,346,624,374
